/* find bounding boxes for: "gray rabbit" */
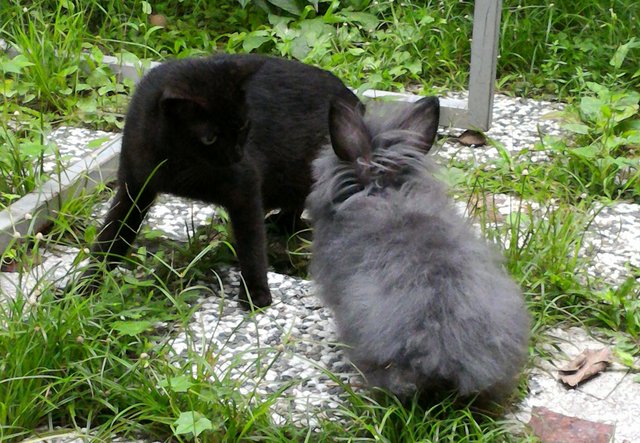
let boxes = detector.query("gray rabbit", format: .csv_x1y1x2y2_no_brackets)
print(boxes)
306,97,530,404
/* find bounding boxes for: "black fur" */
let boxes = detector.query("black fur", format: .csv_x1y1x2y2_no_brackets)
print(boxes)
87,54,359,308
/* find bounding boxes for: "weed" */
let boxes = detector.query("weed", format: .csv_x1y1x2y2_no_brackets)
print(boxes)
465,153,640,336
0,240,275,442
593,276,640,338
2,0,640,441
547,78,640,201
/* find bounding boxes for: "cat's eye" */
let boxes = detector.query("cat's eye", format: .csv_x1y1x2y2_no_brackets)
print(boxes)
200,134,218,145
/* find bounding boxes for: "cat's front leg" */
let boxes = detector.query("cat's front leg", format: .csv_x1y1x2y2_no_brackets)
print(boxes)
227,193,272,309
93,183,156,263
79,178,156,291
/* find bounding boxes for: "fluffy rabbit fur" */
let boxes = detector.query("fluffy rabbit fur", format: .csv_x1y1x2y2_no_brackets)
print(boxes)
307,97,530,403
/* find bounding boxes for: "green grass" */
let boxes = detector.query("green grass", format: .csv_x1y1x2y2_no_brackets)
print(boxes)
1,0,639,200
0,276,274,442
1,0,639,441
0,93,56,208
0,229,534,442
2,0,640,109
1,150,637,441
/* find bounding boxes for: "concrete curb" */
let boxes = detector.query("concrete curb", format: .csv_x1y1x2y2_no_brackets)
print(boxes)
0,48,468,255
86,54,470,128
0,137,121,253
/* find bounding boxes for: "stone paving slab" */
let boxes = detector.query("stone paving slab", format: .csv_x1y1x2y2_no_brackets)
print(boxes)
528,406,616,443
438,92,564,164
583,203,640,285
515,327,640,443
90,195,219,244
2,93,639,442
45,127,118,174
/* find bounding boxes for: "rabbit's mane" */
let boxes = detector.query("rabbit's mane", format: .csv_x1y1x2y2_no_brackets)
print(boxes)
317,126,437,208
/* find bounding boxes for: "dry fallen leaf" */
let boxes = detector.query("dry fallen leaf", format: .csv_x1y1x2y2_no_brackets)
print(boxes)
457,130,487,147
558,347,613,387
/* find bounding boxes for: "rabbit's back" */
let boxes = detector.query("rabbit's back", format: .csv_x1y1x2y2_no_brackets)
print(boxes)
308,97,529,402
311,173,529,401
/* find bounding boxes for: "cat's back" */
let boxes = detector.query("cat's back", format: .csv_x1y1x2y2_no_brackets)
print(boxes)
249,55,351,94
130,54,268,102
125,52,355,141
240,56,358,207
243,55,358,129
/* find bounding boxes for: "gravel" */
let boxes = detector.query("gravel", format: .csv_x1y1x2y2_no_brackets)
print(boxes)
167,266,358,425
3,92,640,442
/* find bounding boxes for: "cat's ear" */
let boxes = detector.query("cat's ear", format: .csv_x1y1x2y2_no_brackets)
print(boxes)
159,88,206,115
398,96,440,151
227,59,261,108
329,98,371,163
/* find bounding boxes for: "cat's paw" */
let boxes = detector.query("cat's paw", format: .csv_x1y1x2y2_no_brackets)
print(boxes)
239,286,272,310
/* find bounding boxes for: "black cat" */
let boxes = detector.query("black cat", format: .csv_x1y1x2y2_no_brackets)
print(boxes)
86,54,360,308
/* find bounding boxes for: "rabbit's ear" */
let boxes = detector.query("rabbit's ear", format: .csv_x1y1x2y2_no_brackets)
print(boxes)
329,98,371,162
399,96,440,150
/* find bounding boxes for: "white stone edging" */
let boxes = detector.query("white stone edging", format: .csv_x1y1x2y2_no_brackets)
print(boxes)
0,138,121,253
0,34,490,254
